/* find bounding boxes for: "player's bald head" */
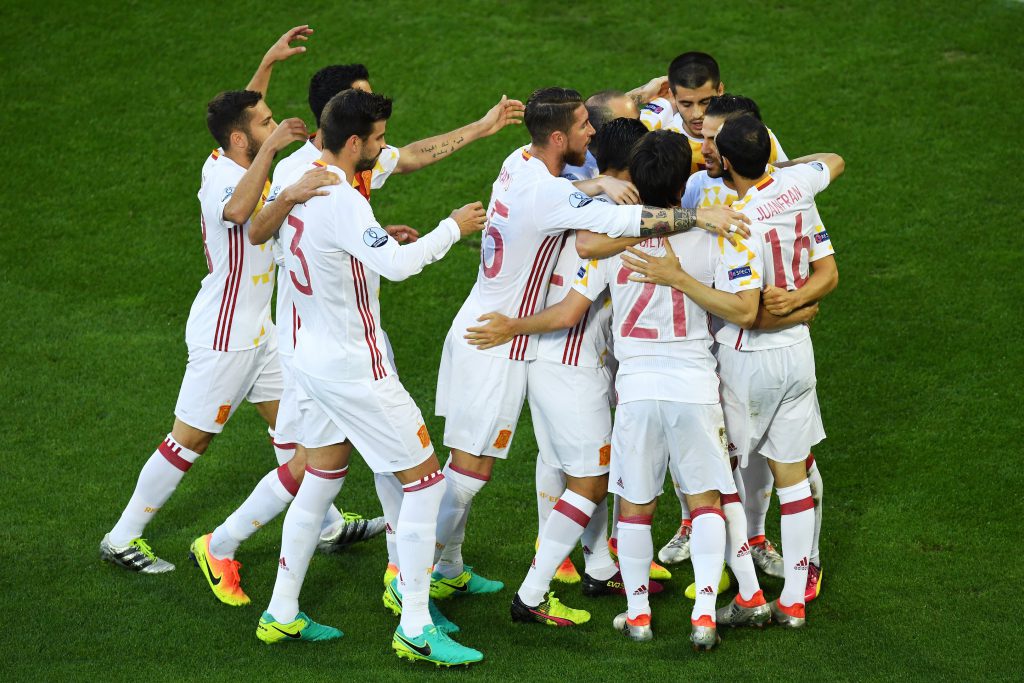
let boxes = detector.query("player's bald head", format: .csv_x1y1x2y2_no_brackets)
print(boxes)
585,90,640,133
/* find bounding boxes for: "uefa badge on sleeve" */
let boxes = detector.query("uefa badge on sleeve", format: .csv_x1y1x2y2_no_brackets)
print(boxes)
363,226,389,248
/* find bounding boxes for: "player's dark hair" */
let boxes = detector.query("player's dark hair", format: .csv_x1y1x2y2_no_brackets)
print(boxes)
585,89,628,133
629,130,692,209
525,87,584,145
320,89,393,153
206,90,263,148
716,113,770,180
591,117,648,174
668,52,720,90
705,93,762,121
308,64,371,127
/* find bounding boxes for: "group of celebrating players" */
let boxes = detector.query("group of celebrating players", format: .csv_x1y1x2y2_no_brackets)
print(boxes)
99,25,843,667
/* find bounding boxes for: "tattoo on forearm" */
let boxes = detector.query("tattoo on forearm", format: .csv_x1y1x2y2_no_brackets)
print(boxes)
419,135,467,160
639,207,696,237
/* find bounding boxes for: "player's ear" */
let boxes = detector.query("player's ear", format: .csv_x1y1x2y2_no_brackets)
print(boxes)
229,129,247,152
717,81,725,96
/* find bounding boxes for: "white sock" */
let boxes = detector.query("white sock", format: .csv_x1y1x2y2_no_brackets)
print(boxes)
535,457,566,538
109,435,201,546
581,497,616,580
398,471,446,637
433,459,488,577
741,457,774,541
778,479,815,608
617,515,653,620
266,465,347,623
690,506,727,622
807,455,823,565
374,472,404,568
519,490,596,606
721,493,760,601
210,464,298,559
610,495,621,546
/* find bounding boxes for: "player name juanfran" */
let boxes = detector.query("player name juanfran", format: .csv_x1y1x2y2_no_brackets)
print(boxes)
754,184,805,222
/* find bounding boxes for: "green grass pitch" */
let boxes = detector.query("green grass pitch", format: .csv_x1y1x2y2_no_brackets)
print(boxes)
2,0,1022,679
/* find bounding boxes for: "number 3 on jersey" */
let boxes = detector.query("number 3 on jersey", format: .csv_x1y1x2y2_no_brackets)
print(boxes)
288,215,313,295
616,265,686,339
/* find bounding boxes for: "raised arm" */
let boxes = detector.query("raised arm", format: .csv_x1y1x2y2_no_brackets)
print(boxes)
250,168,340,245
245,25,313,97
349,203,485,281
394,96,525,174
626,75,670,109
223,118,309,225
576,205,752,259
464,290,593,350
773,153,845,181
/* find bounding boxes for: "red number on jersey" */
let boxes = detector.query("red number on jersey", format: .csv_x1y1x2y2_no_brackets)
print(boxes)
200,214,214,274
765,213,810,289
287,215,313,296
482,222,504,279
616,265,687,339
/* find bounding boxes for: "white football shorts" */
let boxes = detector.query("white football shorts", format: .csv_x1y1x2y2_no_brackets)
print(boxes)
527,359,612,478
174,335,283,434
716,337,825,467
610,399,736,505
436,330,528,459
294,370,434,474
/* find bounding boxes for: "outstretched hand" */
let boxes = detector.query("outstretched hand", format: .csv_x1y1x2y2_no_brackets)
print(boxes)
478,95,526,136
263,25,314,64
385,225,420,244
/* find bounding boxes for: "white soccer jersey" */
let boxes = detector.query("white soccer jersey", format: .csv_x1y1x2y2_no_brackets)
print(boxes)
572,230,759,404
267,140,401,356
281,163,460,383
640,97,788,173
715,163,834,352
186,149,276,352
450,146,642,362
535,230,613,368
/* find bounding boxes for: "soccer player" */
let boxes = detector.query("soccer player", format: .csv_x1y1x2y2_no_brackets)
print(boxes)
100,26,314,574
639,52,786,174
255,89,487,666
431,87,750,604
560,89,640,181
190,62,525,605
467,130,760,647
627,113,842,627
681,94,830,600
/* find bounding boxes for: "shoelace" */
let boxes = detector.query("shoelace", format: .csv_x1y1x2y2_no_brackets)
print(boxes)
132,538,157,560
341,511,365,523
225,560,243,586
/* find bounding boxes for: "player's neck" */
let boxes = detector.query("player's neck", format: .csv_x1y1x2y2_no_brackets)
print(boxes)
321,150,357,182
224,147,253,169
605,168,630,181
527,144,565,177
313,130,324,150
733,170,771,199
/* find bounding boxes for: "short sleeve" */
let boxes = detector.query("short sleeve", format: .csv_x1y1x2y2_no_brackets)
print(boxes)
571,258,612,302
806,209,835,262
789,161,831,196
768,129,788,163
681,173,705,209
209,165,243,229
639,97,672,132
370,145,401,190
715,236,763,294
533,177,642,237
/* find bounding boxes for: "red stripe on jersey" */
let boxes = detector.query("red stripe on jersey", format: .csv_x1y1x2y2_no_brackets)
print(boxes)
780,497,815,515
510,235,561,360
493,199,510,218
291,304,298,349
211,149,220,160
356,259,387,380
756,176,774,191
553,498,591,527
734,329,744,351
214,226,243,350
806,452,816,471
350,258,387,380
572,308,590,365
